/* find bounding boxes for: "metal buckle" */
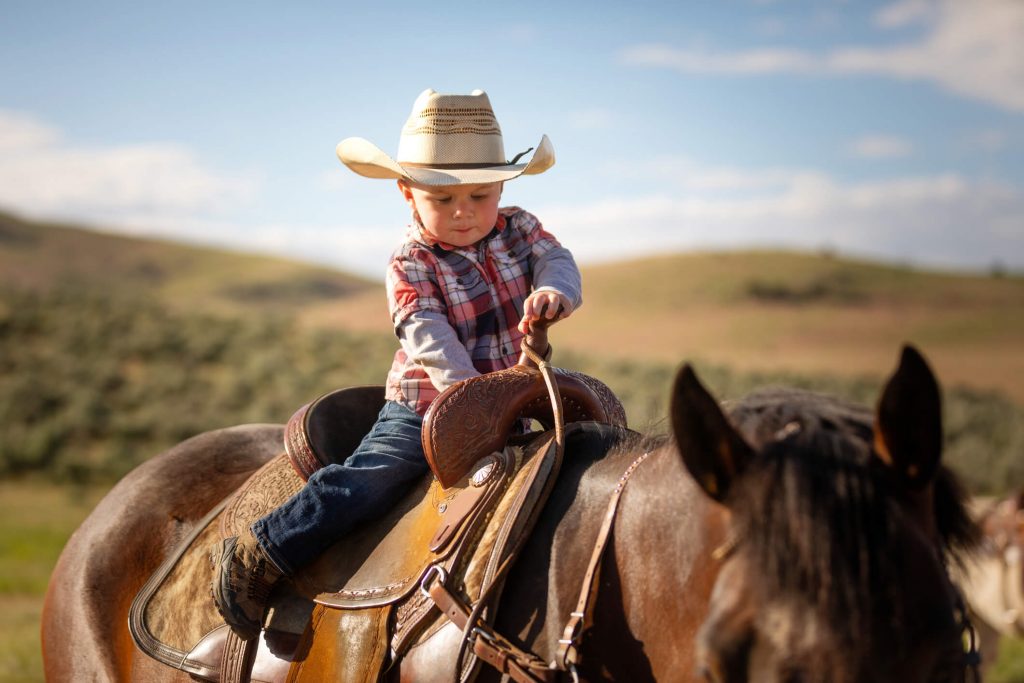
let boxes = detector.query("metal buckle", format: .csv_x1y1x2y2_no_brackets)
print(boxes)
419,564,448,598
557,611,585,645
471,626,497,645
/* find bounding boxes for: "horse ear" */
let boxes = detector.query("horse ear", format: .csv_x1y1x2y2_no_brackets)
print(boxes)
873,345,943,489
671,364,755,502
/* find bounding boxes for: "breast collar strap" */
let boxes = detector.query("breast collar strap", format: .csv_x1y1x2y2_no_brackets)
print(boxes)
554,449,655,675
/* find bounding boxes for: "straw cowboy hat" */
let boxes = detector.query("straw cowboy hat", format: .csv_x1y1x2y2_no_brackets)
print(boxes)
336,89,555,186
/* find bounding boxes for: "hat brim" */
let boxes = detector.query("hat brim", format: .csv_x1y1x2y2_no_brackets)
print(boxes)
336,135,554,186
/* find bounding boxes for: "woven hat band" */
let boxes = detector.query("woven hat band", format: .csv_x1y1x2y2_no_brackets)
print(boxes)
402,106,501,136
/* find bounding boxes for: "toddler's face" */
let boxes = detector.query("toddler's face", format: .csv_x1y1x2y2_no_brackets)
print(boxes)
399,181,503,247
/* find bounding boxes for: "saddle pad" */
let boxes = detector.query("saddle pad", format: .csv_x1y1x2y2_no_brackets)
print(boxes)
130,454,311,680
130,500,228,677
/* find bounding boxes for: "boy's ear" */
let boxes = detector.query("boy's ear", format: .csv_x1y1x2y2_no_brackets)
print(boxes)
397,180,415,207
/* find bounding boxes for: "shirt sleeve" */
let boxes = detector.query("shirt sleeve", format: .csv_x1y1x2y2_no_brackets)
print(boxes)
386,249,447,329
396,310,481,391
515,210,583,311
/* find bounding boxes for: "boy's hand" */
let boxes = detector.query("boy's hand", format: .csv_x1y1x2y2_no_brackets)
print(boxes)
519,291,573,334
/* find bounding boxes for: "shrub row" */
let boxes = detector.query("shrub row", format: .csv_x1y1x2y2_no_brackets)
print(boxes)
1,286,1020,493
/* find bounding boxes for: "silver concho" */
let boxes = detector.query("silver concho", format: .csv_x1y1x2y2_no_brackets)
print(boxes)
470,454,500,487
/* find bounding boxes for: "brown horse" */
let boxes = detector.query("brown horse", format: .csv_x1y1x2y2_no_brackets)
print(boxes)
956,490,1024,676
42,346,977,682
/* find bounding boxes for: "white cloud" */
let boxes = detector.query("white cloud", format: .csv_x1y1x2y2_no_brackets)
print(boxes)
874,0,934,28
848,134,913,159
115,213,397,275
2,111,1019,277
538,160,1024,270
611,156,811,196
621,0,1024,112
0,110,405,277
0,110,60,150
0,110,259,219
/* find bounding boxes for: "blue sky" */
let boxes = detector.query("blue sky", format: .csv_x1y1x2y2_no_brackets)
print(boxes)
2,0,1022,275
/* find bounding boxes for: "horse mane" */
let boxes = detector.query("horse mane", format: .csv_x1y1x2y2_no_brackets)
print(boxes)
723,388,979,659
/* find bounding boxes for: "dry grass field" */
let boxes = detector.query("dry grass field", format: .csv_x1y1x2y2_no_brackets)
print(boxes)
567,251,1024,403
0,482,106,682
300,250,1024,404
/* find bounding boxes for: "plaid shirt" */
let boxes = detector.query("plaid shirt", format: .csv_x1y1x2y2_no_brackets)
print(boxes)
385,206,578,415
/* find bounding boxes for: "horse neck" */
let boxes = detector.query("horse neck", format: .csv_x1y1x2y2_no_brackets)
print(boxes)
579,442,727,678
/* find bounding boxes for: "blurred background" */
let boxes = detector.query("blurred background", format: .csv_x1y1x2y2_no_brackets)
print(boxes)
2,1,1022,680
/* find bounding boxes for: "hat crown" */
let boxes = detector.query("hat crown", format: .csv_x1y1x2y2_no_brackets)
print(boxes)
396,89,507,167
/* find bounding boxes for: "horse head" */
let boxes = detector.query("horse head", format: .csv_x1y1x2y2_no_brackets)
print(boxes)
672,345,979,683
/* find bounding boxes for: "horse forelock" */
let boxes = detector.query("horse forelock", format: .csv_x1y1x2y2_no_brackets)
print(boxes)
731,432,899,659
725,387,874,450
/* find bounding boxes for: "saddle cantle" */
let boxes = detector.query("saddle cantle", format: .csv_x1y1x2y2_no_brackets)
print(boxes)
284,385,386,481
130,369,627,682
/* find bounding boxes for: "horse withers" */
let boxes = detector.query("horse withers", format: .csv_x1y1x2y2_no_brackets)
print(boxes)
42,345,979,682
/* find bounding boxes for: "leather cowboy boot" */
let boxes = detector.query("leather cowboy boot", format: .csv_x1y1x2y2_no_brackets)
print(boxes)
210,530,283,640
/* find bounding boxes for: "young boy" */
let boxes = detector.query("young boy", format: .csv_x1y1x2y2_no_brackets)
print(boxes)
212,89,582,639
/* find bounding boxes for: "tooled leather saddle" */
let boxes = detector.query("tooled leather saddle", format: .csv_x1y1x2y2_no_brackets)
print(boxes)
129,360,625,682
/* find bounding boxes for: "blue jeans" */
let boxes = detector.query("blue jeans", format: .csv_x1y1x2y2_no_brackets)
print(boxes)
251,401,429,576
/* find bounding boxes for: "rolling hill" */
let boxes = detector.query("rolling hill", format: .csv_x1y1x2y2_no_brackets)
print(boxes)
564,250,1024,403
0,210,377,316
